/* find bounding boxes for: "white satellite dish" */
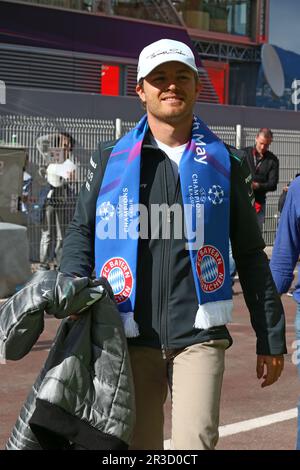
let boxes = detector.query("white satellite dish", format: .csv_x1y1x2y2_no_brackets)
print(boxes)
261,44,285,97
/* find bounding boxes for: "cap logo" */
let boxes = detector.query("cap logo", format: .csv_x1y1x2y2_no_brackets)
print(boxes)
146,48,189,60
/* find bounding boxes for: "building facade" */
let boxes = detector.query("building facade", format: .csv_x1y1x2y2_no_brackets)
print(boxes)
0,0,269,109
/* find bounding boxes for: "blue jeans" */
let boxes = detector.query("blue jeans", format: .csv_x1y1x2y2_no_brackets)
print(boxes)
296,302,300,450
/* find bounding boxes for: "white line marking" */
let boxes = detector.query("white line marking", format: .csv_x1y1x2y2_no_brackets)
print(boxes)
164,408,297,448
219,408,297,437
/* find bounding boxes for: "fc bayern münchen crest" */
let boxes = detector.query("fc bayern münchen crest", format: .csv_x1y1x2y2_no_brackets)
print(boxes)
196,245,225,292
101,257,133,303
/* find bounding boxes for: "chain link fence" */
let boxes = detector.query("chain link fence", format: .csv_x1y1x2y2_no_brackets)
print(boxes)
0,115,115,261
1,114,300,260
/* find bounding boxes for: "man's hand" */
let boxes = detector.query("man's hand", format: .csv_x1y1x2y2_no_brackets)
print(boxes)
256,355,284,388
252,181,260,190
68,277,115,321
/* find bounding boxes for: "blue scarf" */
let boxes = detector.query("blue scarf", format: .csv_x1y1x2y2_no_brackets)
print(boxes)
95,115,232,337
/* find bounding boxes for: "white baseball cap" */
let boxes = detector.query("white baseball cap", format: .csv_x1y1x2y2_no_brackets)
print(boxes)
137,38,198,82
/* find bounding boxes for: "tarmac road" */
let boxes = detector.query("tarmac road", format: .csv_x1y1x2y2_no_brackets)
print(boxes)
0,282,298,450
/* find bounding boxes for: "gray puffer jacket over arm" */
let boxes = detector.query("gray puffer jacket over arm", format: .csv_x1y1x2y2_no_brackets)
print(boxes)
0,271,135,450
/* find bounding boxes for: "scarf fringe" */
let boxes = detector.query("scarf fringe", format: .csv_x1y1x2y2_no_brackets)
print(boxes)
0,341,6,364
194,299,233,330
120,311,140,338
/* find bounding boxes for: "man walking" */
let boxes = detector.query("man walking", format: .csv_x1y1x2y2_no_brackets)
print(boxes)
244,128,279,231
60,39,286,450
270,175,300,449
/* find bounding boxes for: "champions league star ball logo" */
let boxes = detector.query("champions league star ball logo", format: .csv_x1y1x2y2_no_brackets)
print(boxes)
101,257,133,304
99,201,115,220
196,245,225,292
208,185,224,205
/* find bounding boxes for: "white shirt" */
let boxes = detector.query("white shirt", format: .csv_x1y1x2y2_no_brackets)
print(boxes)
153,137,188,179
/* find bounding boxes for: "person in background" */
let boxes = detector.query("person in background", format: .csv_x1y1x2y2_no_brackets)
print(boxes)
36,132,77,270
270,175,300,450
244,128,279,231
59,39,286,450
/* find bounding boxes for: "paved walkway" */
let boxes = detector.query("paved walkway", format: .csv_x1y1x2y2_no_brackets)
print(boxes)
0,279,298,450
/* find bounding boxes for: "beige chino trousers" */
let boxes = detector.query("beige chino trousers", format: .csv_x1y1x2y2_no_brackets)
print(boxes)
129,339,229,450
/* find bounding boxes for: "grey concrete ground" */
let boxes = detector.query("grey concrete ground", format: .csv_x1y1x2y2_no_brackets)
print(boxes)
0,279,298,450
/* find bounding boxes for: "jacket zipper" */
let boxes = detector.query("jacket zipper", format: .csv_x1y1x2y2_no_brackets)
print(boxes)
160,166,169,354
161,166,181,355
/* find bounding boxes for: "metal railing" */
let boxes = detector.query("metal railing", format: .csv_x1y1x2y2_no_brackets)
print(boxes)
1,114,300,259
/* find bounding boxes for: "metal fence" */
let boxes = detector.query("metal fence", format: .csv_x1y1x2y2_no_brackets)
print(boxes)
243,127,300,244
1,114,300,260
0,115,115,261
